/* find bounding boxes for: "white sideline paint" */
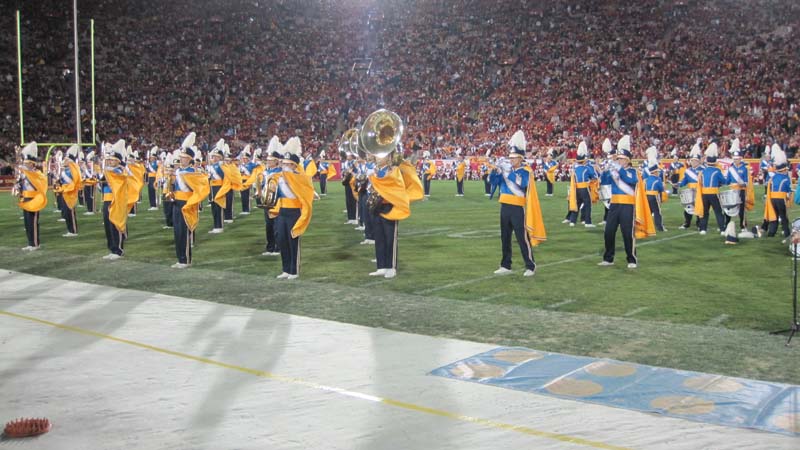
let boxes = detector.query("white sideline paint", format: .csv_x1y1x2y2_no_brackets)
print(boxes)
547,299,576,309
707,314,730,326
624,307,649,317
417,232,698,294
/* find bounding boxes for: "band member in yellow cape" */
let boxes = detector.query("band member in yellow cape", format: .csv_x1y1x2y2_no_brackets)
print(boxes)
489,130,545,277
695,142,727,236
81,150,99,215
101,140,130,260
241,145,263,215
567,141,597,228
542,149,557,197
317,151,334,196
367,154,424,279
273,137,315,280
15,142,48,251
171,137,210,269
644,147,668,232
222,144,241,222
53,144,83,237
454,150,466,196
765,144,791,238
598,135,655,269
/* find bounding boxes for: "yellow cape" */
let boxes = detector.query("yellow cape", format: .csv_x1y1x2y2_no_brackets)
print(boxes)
456,162,466,182
568,171,578,212
634,171,656,239
127,163,145,207
370,166,411,221
283,171,315,238
304,159,318,178
18,168,48,212
213,164,236,208
545,165,557,184
105,170,129,233
61,160,83,209
326,161,337,179
180,172,210,232
693,172,705,218
524,178,547,246
243,165,264,189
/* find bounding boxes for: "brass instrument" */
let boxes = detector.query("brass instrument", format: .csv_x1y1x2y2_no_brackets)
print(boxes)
359,109,403,159
11,145,24,200
258,174,279,209
359,108,405,214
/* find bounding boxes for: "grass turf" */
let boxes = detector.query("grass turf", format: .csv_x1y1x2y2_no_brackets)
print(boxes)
1,181,798,383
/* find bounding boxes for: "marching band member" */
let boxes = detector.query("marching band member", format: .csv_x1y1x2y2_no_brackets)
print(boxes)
695,142,727,235
274,137,315,280
543,149,557,197
171,133,210,268
567,141,597,228
161,150,179,229
490,131,546,277
598,135,654,269
101,140,129,260
725,138,752,229
765,144,791,238
54,145,83,237
644,147,667,232
146,146,159,210
239,145,256,215
16,142,48,251
208,139,227,233
678,143,703,230
81,150,98,215
223,144,239,222
303,152,318,185
358,154,377,244
342,151,358,224
355,154,370,231
52,150,65,216
480,152,492,196
668,148,683,195
368,152,424,279
760,146,773,198
598,138,615,225
317,151,334,196
421,151,435,197
261,137,283,256
454,150,466,196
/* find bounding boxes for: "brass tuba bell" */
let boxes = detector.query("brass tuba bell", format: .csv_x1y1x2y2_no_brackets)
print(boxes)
338,128,359,160
359,109,403,159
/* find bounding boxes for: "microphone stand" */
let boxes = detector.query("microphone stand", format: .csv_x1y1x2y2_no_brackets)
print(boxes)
772,240,799,346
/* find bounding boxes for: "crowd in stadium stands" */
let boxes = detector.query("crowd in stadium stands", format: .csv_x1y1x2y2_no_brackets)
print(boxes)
1,0,799,163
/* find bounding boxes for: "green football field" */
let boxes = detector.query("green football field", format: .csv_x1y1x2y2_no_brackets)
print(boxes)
1,180,798,383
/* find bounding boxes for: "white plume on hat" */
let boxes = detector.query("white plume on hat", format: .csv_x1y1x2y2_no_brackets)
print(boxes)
253,147,263,159
690,142,702,159
508,130,527,151
319,151,326,159
577,141,588,158
85,150,95,161
485,148,491,158
149,146,159,158
241,144,251,157
171,149,181,165
455,148,462,156
214,138,225,151
646,146,658,167
21,142,38,160
423,150,431,158
730,138,740,155
617,135,631,152
223,143,231,157
772,144,787,167
602,138,613,154
704,142,718,159
111,139,127,159
283,137,302,157
181,132,196,150
764,145,771,158
66,144,80,160
267,136,281,155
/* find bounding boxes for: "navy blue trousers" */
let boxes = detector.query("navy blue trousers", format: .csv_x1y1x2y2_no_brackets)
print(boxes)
500,203,535,271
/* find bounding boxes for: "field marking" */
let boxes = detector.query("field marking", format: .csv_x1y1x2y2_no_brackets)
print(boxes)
547,299,576,309
475,293,504,302
0,309,630,450
623,307,649,317
707,314,730,327
416,232,698,295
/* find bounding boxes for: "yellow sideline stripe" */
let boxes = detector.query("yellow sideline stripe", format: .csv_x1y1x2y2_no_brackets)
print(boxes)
0,309,631,450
